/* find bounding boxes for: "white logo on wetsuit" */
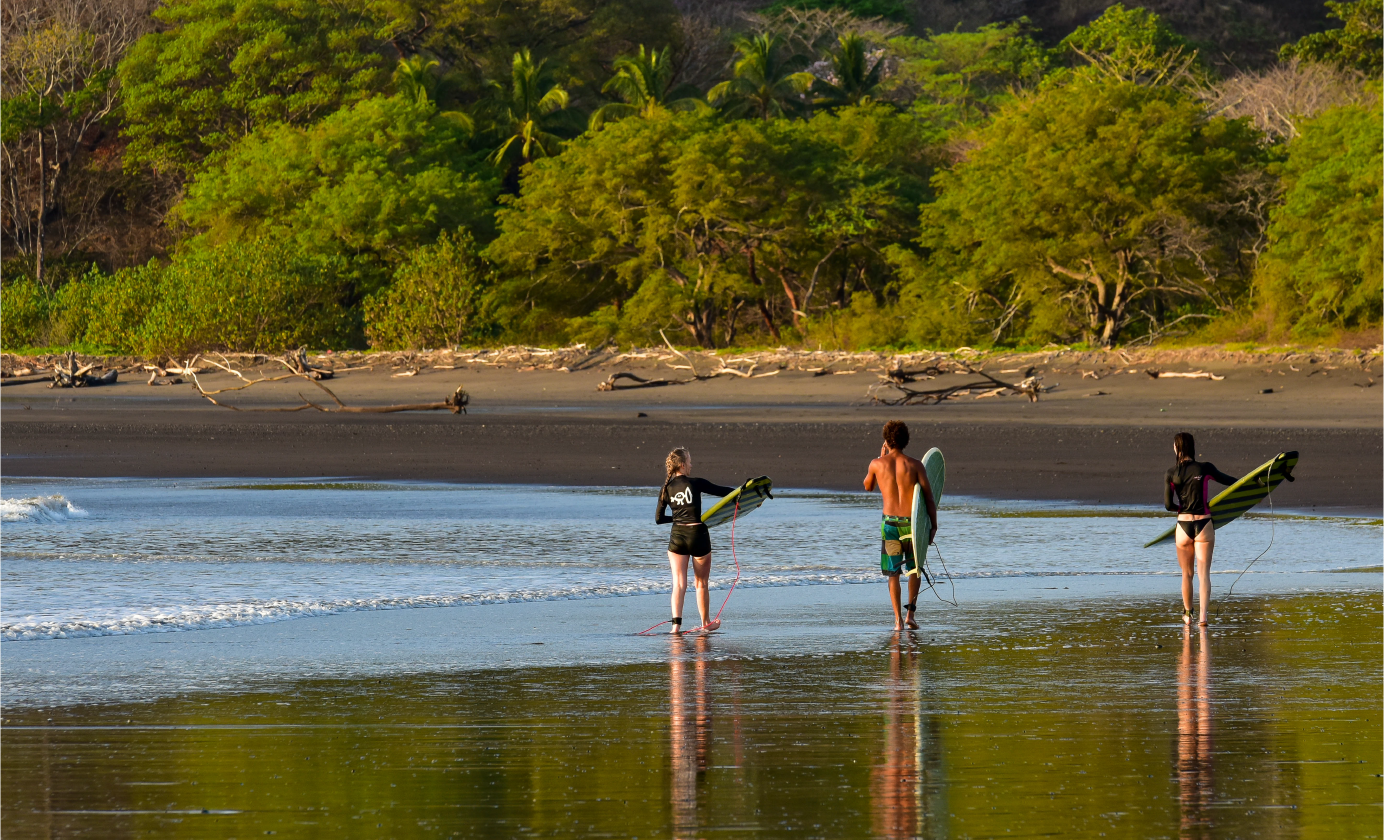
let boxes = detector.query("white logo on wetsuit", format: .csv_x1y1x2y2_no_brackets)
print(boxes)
671,488,692,506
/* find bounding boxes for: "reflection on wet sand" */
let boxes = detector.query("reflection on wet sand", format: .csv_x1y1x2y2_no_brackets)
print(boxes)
1178,626,1214,837
670,635,711,838
872,635,946,840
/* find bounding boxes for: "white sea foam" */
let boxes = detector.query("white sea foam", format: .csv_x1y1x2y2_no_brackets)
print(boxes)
1,494,87,523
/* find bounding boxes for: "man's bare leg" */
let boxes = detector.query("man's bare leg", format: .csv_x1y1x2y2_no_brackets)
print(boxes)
888,575,904,630
905,573,921,629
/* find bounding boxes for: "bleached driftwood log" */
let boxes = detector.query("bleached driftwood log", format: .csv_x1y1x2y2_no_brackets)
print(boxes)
189,368,468,414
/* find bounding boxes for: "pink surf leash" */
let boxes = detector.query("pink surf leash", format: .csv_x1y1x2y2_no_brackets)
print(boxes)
638,498,741,635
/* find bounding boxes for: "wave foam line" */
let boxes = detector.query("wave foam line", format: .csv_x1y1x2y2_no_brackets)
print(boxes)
1,495,87,523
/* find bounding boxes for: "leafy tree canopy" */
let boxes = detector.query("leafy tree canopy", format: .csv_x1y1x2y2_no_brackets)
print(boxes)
883,21,1051,143
489,106,915,346
911,79,1265,347
175,94,500,294
1057,4,1206,88
1254,99,1382,337
118,0,399,171
1280,0,1383,76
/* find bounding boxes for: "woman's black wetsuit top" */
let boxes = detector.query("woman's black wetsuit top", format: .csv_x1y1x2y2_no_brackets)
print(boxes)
657,476,735,525
657,476,735,557
1165,460,1237,515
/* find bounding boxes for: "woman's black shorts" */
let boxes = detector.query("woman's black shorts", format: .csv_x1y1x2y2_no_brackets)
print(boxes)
668,524,712,557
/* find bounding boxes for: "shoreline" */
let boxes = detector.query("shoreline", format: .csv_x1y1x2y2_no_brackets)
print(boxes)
4,571,1376,708
3,349,1380,512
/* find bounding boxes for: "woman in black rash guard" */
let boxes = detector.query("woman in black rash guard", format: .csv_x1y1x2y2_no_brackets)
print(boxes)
656,447,735,633
1165,432,1238,626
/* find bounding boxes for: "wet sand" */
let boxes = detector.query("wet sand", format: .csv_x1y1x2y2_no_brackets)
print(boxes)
4,581,1379,838
3,358,1381,511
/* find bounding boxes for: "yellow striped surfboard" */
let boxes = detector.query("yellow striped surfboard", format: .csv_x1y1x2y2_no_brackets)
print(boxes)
1144,451,1298,548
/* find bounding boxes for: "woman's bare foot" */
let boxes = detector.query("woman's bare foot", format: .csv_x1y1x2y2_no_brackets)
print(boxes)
699,619,721,633
1182,609,1192,626
1199,617,1209,627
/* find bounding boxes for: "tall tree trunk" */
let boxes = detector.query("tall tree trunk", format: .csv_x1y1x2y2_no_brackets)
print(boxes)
35,131,46,288
746,250,780,340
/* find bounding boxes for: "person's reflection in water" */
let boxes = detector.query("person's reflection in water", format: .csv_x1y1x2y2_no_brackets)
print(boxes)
1178,626,1214,837
670,635,711,838
872,635,922,839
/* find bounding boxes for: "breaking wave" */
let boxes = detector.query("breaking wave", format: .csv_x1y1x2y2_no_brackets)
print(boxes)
1,494,87,523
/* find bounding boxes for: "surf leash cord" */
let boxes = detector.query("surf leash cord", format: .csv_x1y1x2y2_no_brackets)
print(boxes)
638,498,741,636
1225,478,1276,602
924,540,958,607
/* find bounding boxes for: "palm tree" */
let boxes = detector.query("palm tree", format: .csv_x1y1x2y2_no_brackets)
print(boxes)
812,34,886,109
486,49,576,170
393,56,474,133
589,45,705,130
707,34,814,120
394,55,440,106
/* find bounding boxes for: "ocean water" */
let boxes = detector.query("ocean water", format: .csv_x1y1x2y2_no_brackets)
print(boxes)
2,478,1377,642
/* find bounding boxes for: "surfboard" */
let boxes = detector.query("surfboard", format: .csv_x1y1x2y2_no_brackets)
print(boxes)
909,448,945,576
702,476,774,528
1143,451,1298,548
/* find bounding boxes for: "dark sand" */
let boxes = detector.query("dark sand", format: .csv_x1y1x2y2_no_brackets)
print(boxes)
3,357,1380,511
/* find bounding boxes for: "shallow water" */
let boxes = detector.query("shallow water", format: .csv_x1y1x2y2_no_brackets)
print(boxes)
2,479,1377,641
3,592,1379,839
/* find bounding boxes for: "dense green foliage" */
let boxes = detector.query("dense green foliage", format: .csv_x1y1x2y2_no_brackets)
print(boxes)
3,1,1378,355
175,94,499,294
364,231,498,349
910,81,1264,346
1254,100,1382,337
1280,0,1383,75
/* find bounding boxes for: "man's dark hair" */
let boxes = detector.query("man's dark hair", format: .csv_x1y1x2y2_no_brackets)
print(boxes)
883,420,909,451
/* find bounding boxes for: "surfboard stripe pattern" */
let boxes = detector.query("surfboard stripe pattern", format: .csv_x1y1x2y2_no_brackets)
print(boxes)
1144,451,1299,548
703,477,774,528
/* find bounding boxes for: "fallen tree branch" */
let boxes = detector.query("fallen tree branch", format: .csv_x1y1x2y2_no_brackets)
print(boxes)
1144,369,1225,380
596,372,694,391
868,362,1054,405
189,369,467,413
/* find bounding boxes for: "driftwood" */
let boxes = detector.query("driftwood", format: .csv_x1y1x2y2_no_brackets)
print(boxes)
597,372,691,391
49,352,117,388
1144,369,1225,380
189,368,468,414
869,363,1053,405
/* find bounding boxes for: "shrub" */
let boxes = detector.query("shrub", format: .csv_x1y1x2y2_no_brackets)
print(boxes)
0,278,51,350
363,231,498,349
134,238,359,356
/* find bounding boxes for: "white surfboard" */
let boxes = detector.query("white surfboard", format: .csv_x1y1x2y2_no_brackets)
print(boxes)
909,448,945,576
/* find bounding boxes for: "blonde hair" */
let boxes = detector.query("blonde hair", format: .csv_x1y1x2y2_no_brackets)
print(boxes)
665,447,690,482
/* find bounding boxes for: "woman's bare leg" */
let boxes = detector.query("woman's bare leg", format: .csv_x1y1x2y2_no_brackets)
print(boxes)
692,553,719,631
1194,527,1215,626
1175,525,1196,624
669,551,690,631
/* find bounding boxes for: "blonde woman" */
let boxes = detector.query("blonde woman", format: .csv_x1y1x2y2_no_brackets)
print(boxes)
656,448,735,633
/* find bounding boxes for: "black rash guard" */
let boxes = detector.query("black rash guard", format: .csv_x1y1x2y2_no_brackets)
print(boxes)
1165,460,1238,515
656,476,735,525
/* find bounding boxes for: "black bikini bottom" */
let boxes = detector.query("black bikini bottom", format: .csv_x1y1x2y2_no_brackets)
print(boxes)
1178,518,1212,538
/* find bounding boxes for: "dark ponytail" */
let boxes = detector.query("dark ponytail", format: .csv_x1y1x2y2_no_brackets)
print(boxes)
1173,432,1195,463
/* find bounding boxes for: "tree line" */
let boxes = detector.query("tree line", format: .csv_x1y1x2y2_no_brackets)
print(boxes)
2,0,1379,355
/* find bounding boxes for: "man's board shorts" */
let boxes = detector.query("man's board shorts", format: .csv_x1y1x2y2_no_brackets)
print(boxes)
669,523,712,557
880,515,915,577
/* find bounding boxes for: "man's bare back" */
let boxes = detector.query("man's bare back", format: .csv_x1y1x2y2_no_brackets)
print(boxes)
865,443,936,529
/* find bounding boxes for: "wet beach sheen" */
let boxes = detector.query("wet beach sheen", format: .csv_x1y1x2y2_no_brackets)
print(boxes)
3,592,1379,840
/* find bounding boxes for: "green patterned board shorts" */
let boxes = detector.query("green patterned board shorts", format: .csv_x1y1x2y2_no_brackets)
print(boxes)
880,515,916,577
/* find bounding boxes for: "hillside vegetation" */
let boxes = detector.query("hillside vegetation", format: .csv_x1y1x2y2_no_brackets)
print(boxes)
2,0,1379,354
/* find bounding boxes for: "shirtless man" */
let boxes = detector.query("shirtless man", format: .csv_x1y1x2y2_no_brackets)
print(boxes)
863,420,937,631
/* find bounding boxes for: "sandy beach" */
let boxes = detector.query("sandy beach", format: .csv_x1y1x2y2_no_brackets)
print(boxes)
4,348,1380,511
